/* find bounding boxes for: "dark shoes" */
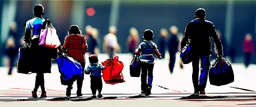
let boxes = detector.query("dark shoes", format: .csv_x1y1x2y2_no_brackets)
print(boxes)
66,89,72,97
77,92,83,97
40,91,47,98
32,91,37,98
32,91,47,98
97,94,103,98
199,90,206,96
145,85,152,96
92,95,97,98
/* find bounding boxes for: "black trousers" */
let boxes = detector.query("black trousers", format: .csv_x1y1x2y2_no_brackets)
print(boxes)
141,63,154,92
67,62,85,94
8,56,15,75
90,76,103,95
33,73,45,92
107,47,114,59
244,52,251,68
169,53,176,73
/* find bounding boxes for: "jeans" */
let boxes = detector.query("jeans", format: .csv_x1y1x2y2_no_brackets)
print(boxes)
169,53,176,73
192,55,210,93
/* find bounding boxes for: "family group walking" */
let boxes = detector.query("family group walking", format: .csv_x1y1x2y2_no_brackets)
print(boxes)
19,4,229,99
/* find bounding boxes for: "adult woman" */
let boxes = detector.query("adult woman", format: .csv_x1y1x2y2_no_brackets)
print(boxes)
24,4,52,98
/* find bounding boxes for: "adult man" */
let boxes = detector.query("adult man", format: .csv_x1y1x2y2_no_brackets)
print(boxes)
181,8,223,96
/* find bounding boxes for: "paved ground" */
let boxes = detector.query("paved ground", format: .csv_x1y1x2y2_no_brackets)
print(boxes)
0,53,256,107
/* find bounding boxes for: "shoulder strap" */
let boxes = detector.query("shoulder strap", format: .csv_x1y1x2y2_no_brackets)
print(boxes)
144,41,156,49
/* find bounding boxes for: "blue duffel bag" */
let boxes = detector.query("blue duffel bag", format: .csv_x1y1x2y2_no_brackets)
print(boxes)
130,55,141,77
56,55,83,85
180,44,193,64
209,57,234,86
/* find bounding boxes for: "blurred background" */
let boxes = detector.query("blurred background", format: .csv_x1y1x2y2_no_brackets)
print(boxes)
0,0,256,70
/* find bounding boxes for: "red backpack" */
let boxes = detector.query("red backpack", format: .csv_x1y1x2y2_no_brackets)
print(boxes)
102,56,125,85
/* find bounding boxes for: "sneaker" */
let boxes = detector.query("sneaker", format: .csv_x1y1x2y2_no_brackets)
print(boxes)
140,93,146,97
140,91,146,97
189,93,199,97
40,91,47,98
92,95,97,98
146,85,152,96
66,90,71,97
199,90,206,96
77,93,83,97
32,91,37,98
97,94,103,98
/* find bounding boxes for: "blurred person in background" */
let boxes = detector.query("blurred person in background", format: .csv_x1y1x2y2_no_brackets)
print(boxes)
168,26,179,73
24,4,52,98
127,27,139,56
5,37,17,75
91,28,100,55
103,26,120,59
85,25,96,55
243,33,254,68
158,28,168,59
9,22,19,47
181,8,223,96
62,25,88,97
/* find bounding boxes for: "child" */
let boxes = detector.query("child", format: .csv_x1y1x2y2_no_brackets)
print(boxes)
135,29,162,96
85,54,105,98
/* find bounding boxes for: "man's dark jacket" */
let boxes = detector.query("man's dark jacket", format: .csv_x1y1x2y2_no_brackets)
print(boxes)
181,18,223,56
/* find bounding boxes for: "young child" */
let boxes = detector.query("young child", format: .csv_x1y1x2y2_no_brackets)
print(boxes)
135,29,162,96
85,54,105,98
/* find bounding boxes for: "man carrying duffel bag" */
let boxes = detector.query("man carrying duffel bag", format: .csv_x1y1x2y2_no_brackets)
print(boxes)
181,8,223,97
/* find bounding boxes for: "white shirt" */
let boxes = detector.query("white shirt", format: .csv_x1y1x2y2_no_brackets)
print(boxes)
105,33,118,48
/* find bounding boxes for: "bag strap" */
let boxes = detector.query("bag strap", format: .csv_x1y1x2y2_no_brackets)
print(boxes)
144,41,156,49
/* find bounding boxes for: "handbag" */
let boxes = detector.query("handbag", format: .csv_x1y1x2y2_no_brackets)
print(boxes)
129,55,141,77
39,20,61,48
209,57,234,86
180,44,192,64
17,44,32,74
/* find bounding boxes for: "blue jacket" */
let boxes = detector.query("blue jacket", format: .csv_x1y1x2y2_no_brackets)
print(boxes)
85,63,104,77
135,41,161,64
24,17,45,43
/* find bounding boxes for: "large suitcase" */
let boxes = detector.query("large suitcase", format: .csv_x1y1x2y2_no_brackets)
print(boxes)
17,45,31,74
209,57,234,86
130,55,141,77
56,55,83,85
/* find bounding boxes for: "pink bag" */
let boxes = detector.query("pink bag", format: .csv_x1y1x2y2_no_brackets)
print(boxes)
39,28,47,45
44,28,61,48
